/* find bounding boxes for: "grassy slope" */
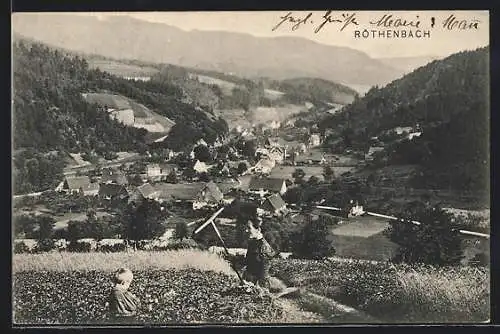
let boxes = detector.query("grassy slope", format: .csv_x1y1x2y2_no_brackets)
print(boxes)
270,258,490,323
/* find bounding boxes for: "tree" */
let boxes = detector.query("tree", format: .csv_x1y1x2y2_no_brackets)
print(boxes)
237,162,248,175
194,145,211,162
291,216,335,259
174,222,189,241
292,168,306,184
123,200,167,241
37,215,55,240
199,172,210,182
387,205,464,266
35,215,56,252
166,171,179,184
242,140,256,158
323,166,335,182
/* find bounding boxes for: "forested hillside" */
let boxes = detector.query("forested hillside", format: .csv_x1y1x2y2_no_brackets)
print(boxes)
13,39,228,150
12,39,229,193
265,77,359,105
321,47,489,194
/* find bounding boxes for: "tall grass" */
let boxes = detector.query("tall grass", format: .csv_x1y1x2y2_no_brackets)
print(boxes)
394,266,490,323
12,250,236,276
271,259,490,323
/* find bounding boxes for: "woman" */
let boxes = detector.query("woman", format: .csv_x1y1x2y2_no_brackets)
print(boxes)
243,219,278,290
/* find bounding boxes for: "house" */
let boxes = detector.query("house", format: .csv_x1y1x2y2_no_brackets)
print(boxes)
249,176,287,196
365,147,384,162
129,183,159,204
98,183,130,201
146,163,177,178
329,217,399,262
193,160,208,174
308,134,322,147
261,193,287,215
394,126,413,135
265,137,287,148
155,182,224,209
270,166,325,183
196,138,208,147
137,183,158,199
146,164,162,177
60,176,99,196
267,146,286,164
408,132,422,140
294,150,326,165
251,158,276,175
194,182,224,209
305,101,314,110
101,168,128,185
81,93,135,126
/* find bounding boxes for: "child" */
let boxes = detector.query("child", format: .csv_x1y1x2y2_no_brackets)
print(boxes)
107,268,141,323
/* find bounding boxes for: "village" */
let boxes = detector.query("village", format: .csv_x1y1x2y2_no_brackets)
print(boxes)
13,114,403,257
13,103,484,266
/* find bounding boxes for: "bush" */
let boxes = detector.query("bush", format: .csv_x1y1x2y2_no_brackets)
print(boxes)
35,239,56,253
97,241,127,253
290,217,335,260
14,242,33,254
387,205,464,266
161,238,201,251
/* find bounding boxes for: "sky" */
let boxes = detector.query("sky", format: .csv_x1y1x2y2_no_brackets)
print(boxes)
76,10,489,58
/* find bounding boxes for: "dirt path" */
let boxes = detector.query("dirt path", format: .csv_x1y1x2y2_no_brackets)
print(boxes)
273,298,327,323
269,277,380,324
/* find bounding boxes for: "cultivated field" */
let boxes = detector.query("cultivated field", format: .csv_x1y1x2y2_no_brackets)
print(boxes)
12,250,287,325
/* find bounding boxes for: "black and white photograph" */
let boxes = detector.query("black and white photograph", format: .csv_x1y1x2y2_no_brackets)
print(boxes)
11,10,490,325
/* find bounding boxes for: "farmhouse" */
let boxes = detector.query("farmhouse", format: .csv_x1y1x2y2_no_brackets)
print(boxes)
193,160,209,174
155,182,224,209
251,158,276,175
129,183,159,204
101,168,128,185
261,193,287,215
270,166,325,182
249,176,287,196
294,150,326,165
146,163,177,178
59,176,100,196
329,217,399,262
82,93,135,125
308,134,322,147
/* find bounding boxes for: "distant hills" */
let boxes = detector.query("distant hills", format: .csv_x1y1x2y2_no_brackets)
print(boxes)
12,13,405,87
12,38,228,154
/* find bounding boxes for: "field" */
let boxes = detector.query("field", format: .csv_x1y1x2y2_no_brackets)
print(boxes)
88,59,159,78
270,258,490,323
12,249,490,324
12,250,285,325
192,74,239,96
249,105,307,124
